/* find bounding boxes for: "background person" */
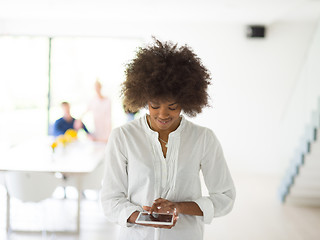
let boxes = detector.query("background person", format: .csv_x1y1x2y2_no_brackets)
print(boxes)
100,38,236,240
79,80,111,142
53,101,89,137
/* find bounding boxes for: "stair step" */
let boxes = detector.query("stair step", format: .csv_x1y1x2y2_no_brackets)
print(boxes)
293,177,320,188
290,185,320,197
309,142,320,154
285,195,320,207
295,165,320,179
303,154,320,164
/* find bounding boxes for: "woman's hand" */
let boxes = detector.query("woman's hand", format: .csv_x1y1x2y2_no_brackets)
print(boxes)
141,198,179,229
127,211,140,224
145,198,179,215
128,198,182,229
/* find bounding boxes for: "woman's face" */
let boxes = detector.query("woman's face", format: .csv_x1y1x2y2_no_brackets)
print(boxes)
148,100,182,133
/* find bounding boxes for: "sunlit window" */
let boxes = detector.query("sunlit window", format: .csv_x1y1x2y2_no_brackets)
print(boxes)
0,36,142,149
0,36,49,148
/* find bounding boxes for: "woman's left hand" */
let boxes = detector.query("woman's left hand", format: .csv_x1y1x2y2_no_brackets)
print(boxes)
144,198,179,215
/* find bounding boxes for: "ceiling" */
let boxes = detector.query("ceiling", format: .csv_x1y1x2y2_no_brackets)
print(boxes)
0,0,320,25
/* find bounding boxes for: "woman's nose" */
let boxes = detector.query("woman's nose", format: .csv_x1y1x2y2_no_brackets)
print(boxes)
158,107,169,118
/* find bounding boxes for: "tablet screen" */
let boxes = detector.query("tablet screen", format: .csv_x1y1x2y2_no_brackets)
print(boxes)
135,212,174,225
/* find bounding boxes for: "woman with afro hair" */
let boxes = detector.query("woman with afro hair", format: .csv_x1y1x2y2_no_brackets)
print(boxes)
100,38,235,240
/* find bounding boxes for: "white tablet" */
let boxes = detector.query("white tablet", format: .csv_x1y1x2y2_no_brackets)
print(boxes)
135,212,174,225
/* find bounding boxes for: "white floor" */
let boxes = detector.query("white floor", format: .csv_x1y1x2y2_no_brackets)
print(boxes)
205,172,320,240
1,172,320,240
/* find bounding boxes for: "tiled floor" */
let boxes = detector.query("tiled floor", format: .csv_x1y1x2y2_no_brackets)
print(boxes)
1,173,320,240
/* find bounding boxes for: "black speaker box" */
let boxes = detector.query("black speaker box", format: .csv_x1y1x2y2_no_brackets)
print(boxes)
246,25,266,38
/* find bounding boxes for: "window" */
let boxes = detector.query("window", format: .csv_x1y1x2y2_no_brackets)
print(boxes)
0,36,49,148
0,36,142,149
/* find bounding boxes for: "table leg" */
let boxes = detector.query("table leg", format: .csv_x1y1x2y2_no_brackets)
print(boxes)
76,176,82,234
6,191,10,233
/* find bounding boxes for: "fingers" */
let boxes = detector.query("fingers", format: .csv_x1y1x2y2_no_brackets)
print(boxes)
142,206,151,212
150,198,177,215
148,198,164,213
148,203,158,214
173,209,179,223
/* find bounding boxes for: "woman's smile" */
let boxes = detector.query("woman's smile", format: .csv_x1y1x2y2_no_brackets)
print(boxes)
154,117,174,130
156,118,171,125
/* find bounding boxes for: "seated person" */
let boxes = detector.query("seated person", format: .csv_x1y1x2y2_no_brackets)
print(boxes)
53,101,89,137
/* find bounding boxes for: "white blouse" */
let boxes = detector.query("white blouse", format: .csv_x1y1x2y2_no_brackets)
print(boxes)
100,114,235,240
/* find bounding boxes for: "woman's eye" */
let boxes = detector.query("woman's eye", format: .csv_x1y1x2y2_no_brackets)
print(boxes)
169,108,177,111
151,106,159,109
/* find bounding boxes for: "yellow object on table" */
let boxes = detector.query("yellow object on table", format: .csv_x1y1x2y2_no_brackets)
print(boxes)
51,129,78,151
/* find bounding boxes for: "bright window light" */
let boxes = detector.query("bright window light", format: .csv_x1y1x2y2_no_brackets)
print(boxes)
0,36,142,149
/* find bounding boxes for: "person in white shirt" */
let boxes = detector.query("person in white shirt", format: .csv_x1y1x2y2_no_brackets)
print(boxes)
100,38,236,240
78,80,112,142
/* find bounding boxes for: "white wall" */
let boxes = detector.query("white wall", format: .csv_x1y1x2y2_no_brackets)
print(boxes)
137,20,320,175
1,17,319,174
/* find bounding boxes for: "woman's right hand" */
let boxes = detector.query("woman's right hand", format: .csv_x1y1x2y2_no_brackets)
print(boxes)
127,211,140,224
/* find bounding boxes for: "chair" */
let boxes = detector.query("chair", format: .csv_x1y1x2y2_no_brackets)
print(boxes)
4,171,61,233
82,159,105,191
63,159,105,199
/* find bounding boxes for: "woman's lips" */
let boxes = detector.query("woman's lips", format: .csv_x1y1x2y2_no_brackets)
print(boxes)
157,118,171,125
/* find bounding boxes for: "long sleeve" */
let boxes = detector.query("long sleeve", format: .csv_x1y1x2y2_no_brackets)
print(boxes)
100,128,143,227
194,129,236,224
82,122,89,134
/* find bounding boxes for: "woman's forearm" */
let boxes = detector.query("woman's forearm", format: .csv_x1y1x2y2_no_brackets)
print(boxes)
176,201,203,216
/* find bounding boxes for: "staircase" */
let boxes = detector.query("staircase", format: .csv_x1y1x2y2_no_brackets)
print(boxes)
279,101,320,206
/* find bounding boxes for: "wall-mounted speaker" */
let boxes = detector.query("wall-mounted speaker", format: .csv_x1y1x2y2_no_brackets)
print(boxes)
246,25,266,38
